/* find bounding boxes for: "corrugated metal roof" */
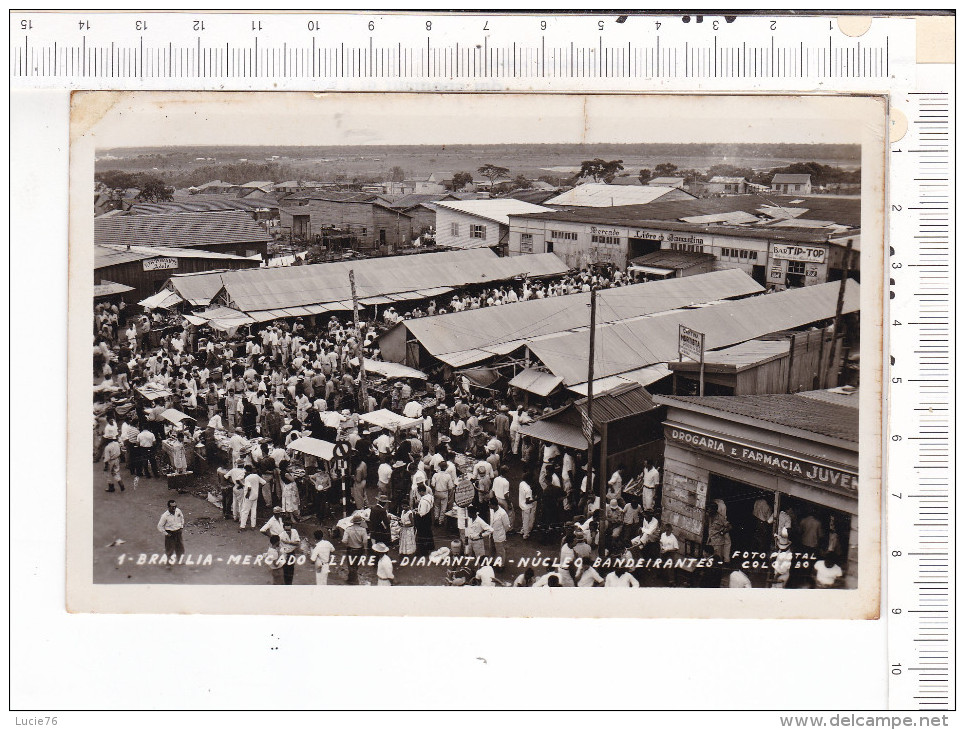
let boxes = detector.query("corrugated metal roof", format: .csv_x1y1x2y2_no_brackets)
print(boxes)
567,364,672,396
575,383,657,423
199,250,567,314
772,174,813,184
511,194,860,229
94,210,271,250
129,198,263,215
394,269,763,366
628,250,716,270
508,368,563,397
93,281,134,297
544,183,688,207
658,391,858,444
518,418,599,450
95,244,254,269
436,199,554,226
528,280,860,386
669,339,791,372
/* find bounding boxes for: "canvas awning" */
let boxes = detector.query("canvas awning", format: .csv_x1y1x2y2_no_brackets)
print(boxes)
94,281,135,298
160,408,195,425
137,384,173,401
458,367,501,388
287,437,336,461
359,409,423,433
509,368,564,397
183,314,207,326
518,418,599,451
139,289,184,310
567,364,673,396
364,360,428,380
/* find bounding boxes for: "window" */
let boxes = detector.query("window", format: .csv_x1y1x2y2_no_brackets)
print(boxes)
361,227,367,235
787,261,807,275
591,234,620,245
520,233,534,253
470,224,487,240
671,242,704,253
549,230,578,240
450,222,460,237
721,247,730,257
719,247,759,262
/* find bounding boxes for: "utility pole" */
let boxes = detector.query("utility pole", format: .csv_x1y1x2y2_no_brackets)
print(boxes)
585,287,605,556
348,270,370,413
824,238,855,388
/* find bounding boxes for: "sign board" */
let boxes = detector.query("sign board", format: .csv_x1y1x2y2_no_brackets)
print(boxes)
664,426,859,494
142,257,179,271
678,325,705,362
580,411,595,445
770,244,827,264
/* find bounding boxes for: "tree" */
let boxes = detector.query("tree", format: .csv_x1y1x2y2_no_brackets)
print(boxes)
95,170,140,191
578,158,624,183
134,175,174,202
449,171,474,191
653,162,679,177
512,174,532,190
477,164,510,188
389,166,405,182
638,168,653,184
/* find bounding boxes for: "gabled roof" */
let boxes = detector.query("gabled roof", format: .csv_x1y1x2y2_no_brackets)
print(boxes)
391,269,763,368
95,243,255,269
647,177,685,186
656,391,858,444
207,250,569,316
388,193,458,209
771,173,812,184
543,183,693,207
129,198,263,215
708,176,747,184
510,193,861,229
574,382,658,423
497,189,558,205
94,210,271,250
527,280,859,386
629,250,717,270
435,199,554,226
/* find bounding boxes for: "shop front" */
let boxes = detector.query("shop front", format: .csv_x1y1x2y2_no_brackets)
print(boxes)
653,391,860,588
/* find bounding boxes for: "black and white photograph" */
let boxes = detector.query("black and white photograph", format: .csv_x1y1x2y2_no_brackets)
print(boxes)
71,92,884,617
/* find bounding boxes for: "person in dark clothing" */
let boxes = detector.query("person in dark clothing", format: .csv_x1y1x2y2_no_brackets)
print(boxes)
368,495,392,547
241,399,258,438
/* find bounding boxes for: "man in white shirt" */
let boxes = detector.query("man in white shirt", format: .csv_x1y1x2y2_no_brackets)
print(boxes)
488,500,512,569
604,568,640,588
414,485,435,556
373,430,394,457
642,460,660,511
660,524,681,586
228,429,248,468
240,470,265,530
377,460,393,502
157,500,185,561
217,465,246,520
310,529,336,585
492,471,514,530
402,399,423,419
475,563,496,587
519,479,536,540
260,507,286,538
431,466,454,525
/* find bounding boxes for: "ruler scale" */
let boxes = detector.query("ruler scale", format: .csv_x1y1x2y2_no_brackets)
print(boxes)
8,10,954,711
889,88,955,710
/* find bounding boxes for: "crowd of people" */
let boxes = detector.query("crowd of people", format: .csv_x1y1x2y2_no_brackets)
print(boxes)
93,265,845,590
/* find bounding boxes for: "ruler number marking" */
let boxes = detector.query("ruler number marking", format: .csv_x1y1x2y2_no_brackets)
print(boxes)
20,19,33,31
78,20,89,31
193,20,205,32
252,21,262,32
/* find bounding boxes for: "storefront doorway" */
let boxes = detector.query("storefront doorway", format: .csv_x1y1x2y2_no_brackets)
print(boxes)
627,237,662,260
707,474,773,555
708,474,852,563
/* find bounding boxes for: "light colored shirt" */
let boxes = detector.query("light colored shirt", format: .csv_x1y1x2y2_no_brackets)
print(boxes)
728,570,753,588
604,572,640,587
137,430,156,448
466,516,492,541
643,467,660,488
311,540,335,570
475,565,496,586
519,481,535,511
660,532,680,554
157,508,185,534
815,561,844,587
492,475,510,501
417,493,434,516
431,471,454,494
260,516,285,537
378,462,393,485
377,554,395,581
577,566,604,587
243,474,265,500
489,507,511,542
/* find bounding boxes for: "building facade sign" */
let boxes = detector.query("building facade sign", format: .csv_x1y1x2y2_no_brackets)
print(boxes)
771,244,827,264
142,257,179,271
665,233,704,245
632,229,664,241
664,425,858,493
678,325,704,362
589,225,621,237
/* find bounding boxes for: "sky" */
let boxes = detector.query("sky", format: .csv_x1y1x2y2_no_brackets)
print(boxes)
75,91,884,148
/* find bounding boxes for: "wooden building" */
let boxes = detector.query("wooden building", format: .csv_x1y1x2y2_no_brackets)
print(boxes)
94,244,260,303
94,210,272,258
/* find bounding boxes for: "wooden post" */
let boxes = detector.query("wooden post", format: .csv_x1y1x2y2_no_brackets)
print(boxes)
824,239,854,388
348,270,370,413
698,332,706,397
785,333,797,394
585,288,604,556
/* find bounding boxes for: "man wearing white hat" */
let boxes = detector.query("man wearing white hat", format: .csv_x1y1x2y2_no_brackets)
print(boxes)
373,543,394,585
